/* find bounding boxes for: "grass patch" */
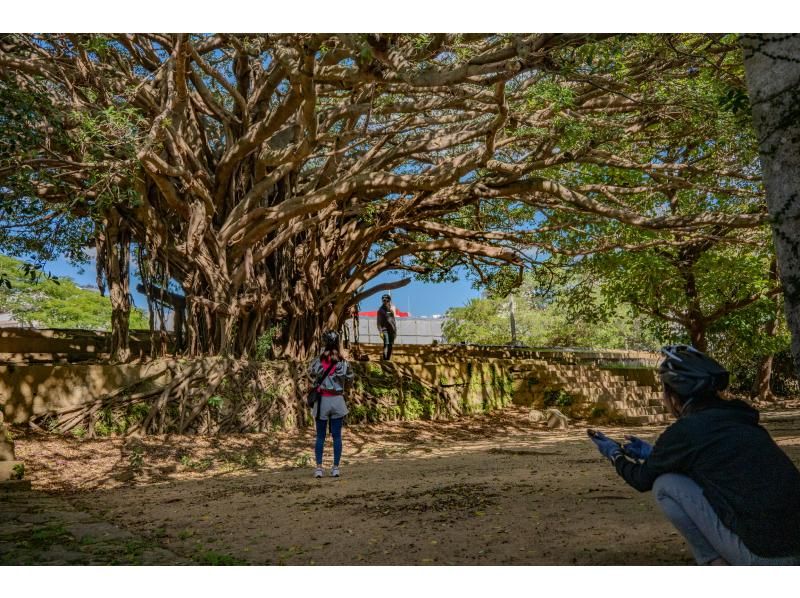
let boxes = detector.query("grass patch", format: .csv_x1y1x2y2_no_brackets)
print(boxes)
128,446,145,470
28,523,74,549
196,550,246,565
294,453,311,468
180,455,213,471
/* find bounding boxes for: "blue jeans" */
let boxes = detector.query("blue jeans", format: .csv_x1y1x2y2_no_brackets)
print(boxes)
315,416,343,467
653,473,798,565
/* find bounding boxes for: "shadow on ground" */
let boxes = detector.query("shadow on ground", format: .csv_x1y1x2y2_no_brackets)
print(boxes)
5,406,799,565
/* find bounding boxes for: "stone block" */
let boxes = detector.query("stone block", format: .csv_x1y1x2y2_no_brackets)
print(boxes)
545,408,569,429
0,426,14,461
0,460,24,481
0,479,31,492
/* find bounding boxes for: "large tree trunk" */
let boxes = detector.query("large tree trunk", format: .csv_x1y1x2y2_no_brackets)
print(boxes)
158,223,343,361
101,208,131,363
752,353,775,403
743,34,800,375
752,259,780,402
676,245,708,352
687,320,708,353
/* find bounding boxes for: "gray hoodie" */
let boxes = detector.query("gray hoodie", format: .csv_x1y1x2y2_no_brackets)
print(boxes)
308,355,354,395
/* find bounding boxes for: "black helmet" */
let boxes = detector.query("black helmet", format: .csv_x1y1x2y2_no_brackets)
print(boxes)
381,294,391,302
321,330,339,350
658,345,729,400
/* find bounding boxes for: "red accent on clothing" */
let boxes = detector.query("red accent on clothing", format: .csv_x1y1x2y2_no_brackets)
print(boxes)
319,357,340,396
358,310,409,317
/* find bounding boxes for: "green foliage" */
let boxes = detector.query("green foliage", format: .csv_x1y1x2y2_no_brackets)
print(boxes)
28,524,72,548
0,254,148,330
399,380,436,420
0,33,781,366
196,550,246,566
349,363,438,422
358,202,382,225
180,455,213,471
542,389,575,409
525,79,576,111
207,395,224,409
441,295,509,345
259,387,280,405
559,237,791,390
443,271,659,350
11,463,24,480
589,404,608,419
588,404,628,425
0,79,122,269
254,325,282,360
93,403,150,437
127,446,144,470
293,454,311,468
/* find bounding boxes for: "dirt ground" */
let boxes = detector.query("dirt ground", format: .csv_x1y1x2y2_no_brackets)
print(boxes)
6,404,800,565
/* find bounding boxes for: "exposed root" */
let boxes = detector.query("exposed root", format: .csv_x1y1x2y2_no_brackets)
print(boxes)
31,358,305,437
30,357,504,437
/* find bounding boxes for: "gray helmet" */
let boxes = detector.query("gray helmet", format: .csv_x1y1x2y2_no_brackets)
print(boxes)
321,330,339,350
658,345,729,400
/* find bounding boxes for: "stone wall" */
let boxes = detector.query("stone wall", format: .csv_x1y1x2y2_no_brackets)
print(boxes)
0,328,166,364
0,334,666,429
355,344,668,424
0,360,173,424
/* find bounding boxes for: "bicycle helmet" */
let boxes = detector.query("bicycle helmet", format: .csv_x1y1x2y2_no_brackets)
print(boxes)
321,330,339,350
658,344,729,400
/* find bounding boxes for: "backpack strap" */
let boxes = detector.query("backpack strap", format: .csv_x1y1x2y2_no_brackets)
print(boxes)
313,361,337,389
313,361,337,420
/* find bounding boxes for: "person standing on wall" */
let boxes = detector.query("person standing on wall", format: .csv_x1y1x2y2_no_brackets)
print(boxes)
376,294,397,361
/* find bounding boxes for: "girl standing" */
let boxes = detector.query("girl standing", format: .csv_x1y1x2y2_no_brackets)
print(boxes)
308,330,354,478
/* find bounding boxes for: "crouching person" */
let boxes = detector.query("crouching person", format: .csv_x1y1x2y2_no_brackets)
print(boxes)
590,345,800,565
308,330,354,479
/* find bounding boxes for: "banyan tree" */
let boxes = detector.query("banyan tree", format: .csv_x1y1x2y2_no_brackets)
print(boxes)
0,34,769,361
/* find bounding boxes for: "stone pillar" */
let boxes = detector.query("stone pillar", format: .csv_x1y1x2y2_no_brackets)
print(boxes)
0,410,13,460
0,410,29,489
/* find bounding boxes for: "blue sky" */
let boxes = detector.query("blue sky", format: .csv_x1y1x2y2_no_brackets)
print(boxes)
362,270,481,316
43,256,482,318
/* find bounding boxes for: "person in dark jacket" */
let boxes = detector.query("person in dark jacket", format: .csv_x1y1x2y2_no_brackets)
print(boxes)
376,294,397,361
590,344,800,565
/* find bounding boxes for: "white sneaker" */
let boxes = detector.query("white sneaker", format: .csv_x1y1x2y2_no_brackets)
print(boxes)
330,466,340,477
314,467,323,478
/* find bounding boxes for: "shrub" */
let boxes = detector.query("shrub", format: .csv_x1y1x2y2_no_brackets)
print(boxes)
543,389,575,408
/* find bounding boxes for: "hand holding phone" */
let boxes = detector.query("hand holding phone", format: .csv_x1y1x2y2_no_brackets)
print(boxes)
588,428,622,445
588,428,625,462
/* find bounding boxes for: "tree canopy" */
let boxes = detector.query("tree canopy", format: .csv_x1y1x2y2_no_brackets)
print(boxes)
0,33,770,358
442,272,660,350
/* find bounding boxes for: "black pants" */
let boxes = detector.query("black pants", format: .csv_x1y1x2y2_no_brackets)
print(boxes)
381,330,396,360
